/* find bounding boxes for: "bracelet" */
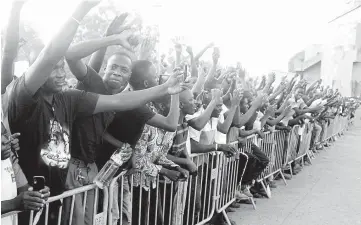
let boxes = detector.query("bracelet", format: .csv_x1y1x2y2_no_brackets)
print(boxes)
71,16,81,25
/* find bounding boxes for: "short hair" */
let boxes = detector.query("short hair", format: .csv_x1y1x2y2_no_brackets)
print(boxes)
108,51,133,63
129,60,153,89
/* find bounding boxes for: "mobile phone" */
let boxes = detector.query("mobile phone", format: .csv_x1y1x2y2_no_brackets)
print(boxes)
184,65,188,81
33,176,45,191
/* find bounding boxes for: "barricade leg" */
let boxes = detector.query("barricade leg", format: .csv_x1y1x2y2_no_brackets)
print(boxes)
259,180,271,199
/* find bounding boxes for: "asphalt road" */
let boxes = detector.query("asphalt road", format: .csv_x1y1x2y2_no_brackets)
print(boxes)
229,112,361,225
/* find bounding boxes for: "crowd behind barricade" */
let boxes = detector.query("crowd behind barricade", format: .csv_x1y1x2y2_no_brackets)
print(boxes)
1,1,360,225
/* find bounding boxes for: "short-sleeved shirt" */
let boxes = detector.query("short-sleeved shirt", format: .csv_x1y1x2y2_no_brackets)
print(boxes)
186,107,218,145
71,66,115,164
215,105,228,144
8,76,98,194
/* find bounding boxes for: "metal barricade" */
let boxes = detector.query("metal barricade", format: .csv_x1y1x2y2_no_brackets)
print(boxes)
1,184,108,225
108,152,218,225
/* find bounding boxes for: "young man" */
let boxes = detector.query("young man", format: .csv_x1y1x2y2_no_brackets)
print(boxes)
100,60,183,166
7,3,185,225
130,94,188,225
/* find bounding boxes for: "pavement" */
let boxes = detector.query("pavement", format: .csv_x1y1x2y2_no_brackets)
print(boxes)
229,112,361,225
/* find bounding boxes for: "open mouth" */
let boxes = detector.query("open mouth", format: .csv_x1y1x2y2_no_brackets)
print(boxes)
55,81,66,86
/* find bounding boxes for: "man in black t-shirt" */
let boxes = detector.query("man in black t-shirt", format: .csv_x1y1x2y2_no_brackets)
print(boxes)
8,2,185,225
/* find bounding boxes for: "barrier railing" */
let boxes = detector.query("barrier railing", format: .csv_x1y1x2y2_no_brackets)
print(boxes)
214,141,249,224
108,152,218,225
1,184,108,225
3,116,354,225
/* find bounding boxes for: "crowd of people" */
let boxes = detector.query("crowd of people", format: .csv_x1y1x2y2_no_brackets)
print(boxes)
1,1,360,225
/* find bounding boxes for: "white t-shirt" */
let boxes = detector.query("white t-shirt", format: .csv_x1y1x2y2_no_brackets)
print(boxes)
1,158,18,225
186,107,218,145
253,111,264,131
215,105,228,144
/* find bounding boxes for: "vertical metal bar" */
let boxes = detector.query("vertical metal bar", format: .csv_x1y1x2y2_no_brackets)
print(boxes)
120,177,124,225
155,175,159,225
45,204,49,225
204,154,210,219
147,181,151,225
139,173,143,225
83,190,88,214
57,200,63,225
69,195,75,225
169,182,174,225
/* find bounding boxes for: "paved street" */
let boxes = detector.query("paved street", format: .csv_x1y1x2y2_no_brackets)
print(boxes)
229,112,361,225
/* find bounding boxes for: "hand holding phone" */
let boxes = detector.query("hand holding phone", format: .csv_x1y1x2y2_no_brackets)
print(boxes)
33,176,45,192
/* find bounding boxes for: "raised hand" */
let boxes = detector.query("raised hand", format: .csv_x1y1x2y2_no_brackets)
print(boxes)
172,36,183,54
186,46,193,56
165,68,187,95
231,89,243,107
265,104,276,116
211,88,223,104
212,47,220,64
237,66,246,80
139,37,156,60
267,72,276,84
252,93,267,108
106,13,129,36
114,29,140,51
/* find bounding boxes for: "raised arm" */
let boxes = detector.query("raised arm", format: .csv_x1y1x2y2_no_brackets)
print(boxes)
146,94,180,132
88,13,130,72
191,66,206,95
204,47,219,85
186,46,198,78
1,1,26,93
66,31,134,80
188,100,217,131
25,0,101,95
218,91,241,134
93,69,185,114
235,94,265,128
194,42,214,62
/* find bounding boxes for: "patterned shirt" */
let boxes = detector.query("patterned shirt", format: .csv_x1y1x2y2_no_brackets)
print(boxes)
170,120,189,157
132,124,178,189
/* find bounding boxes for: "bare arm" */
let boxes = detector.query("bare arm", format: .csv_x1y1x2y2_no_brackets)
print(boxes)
146,94,180,132
94,83,166,114
239,129,258,137
1,1,26,93
190,139,216,154
24,1,99,95
194,43,213,62
88,14,130,73
218,106,237,134
267,113,286,126
66,35,123,80
191,71,206,95
103,132,123,148
188,100,217,131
